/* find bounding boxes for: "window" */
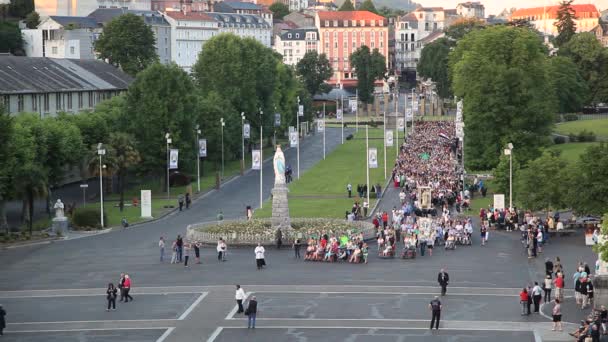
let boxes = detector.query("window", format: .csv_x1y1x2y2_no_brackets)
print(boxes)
419,13,423,19
411,43,415,51
411,33,415,41
78,92,83,108
2,95,9,112
425,22,429,31
370,20,375,26
334,41,337,48
32,94,38,111
333,20,337,27
360,20,364,26
325,42,329,50
343,20,348,27
343,41,347,48
288,33,292,38
17,94,24,112
379,20,383,26
70,46,75,55
351,20,356,26
371,42,375,48
67,93,72,110
56,93,61,111
433,23,437,30
52,46,58,55
88,91,94,107
44,94,50,112
325,20,329,26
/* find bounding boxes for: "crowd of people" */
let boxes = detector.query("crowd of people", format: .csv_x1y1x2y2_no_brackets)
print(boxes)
304,232,369,263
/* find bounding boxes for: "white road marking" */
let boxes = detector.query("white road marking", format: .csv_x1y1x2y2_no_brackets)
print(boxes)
206,327,224,342
155,327,175,342
0,291,209,299
10,319,177,325
178,292,208,320
534,329,543,342
248,290,518,296
6,327,172,333
218,325,541,332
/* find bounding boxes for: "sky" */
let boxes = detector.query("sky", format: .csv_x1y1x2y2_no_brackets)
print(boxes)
420,0,607,16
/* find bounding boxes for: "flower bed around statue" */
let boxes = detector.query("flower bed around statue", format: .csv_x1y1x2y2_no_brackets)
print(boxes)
186,218,376,246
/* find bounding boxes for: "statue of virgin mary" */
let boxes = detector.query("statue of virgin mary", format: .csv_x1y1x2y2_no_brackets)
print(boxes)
273,145,286,185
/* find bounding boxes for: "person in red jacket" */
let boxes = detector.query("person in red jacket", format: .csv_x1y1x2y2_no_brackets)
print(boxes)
123,274,134,302
554,273,564,301
382,212,389,228
520,288,529,315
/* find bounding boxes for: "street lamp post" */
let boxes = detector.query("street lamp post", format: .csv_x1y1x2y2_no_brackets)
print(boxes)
366,124,370,206
195,125,201,192
241,113,245,175
383,111,387,179
259,109,263,208
97,143,105,228
220,117,225,180
165,133,171,200
504,143,514,209
340,94,344,144
296,97,300,179
322,102,326,160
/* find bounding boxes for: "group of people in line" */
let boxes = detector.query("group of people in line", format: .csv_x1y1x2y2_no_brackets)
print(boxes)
105,273,134,311
304,232,368,264
158,235,203,267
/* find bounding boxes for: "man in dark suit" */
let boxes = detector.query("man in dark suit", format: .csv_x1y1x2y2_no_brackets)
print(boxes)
429,296,442,330
438,269,450,296
245,296,258,329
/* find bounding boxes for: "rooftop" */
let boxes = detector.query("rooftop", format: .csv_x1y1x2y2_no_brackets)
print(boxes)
279,27,318,40
217,1,261,10
0,57,133,95
317,10,386,22
165,11,216,21
205,12,270,28
457,2,484,9
511,4,599,19
87,9,170,26
48,16,98,29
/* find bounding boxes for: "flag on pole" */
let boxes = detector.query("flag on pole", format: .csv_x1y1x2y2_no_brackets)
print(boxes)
317,119,325,132
397,118,405,131
298,105,304,117
198,139,207,157
252,150,261,170
336,109,343,120
243,124,250,138
385,130,394,147
169,149,179,169
368,148,378,168
289,131,298,147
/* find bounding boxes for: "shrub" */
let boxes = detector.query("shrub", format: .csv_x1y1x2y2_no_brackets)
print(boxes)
553,136,566,144
578,129,596,142
563,113,579,122
568,133,578,142
72,208,107,230
346,134,354,140
170,172,191,187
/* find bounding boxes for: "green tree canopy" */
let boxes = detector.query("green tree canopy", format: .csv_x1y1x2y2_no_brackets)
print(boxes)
269,2,289,19
417,38,452,99
554,0,577,47
0,21,23,55
339,0,355,11
24,11,39,29
94,13,158,76
359,0,378,14
562,143,608,216
8,0,33,18
350,46,386,104
515,151,568,211
547,56,587,113
296,51,332,96
444,18,485,41
560,33,608,105
0,107,13,230
450,26,555,170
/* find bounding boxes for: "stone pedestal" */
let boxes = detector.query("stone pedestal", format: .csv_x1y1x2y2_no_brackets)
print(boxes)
593,274,608,308
51,217,68,236
271,184,291,230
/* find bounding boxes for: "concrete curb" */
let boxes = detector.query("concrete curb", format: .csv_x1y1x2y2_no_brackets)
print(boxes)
0,237,63,250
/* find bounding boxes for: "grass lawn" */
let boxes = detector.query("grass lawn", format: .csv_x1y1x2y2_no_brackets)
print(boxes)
82,198,175,227
554,119,608,137
255,128,394,218
548,142,599,164
469,179,494,214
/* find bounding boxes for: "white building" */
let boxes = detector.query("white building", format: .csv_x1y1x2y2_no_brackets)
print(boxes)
274,28,319,66
96,0,151,10
510,4,600,36
456,2,485,19
287,0,308,12
205,12,272,48
395,8,445,75
22,16,99,59
0,56,132,116
164,11,218,72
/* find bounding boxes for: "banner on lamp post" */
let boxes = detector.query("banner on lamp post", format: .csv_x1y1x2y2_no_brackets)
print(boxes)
317,119,325,132
349,99,357,112
252,150,261,170
493,194,505,210
397,118,405,131
368,148,378,168
385,130,394,147
274,113,281,127
336,109,343,120
289,131,298,147
298,105,304,117
198,139,207,157
406,108,413,120
140,190,152,218
243,123,250,138
169,149,179,169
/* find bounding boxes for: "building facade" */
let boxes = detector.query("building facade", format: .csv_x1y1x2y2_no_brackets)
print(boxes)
96,0,151,10
274,28,319,65
206,12,272,47
592,23,608,47
456,2,484,19
164,11,218,72
213,1,273,26
0,56,132,116
22,16,99,59
315,11,389,86
510,4,600,36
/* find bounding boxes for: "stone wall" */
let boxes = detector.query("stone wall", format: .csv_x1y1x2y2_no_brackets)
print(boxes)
186,219,376,246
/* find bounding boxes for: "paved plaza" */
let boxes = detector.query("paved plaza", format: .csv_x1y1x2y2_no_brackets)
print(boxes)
0,129,600,342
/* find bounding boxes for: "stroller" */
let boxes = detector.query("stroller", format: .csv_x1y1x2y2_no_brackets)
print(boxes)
401,245,416,259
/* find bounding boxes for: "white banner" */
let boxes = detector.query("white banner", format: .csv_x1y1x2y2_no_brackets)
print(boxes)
288,126,295,133
397,118,405,131
406,108,413,120
198,139,207,157
243,123,250,138
298,105,304,117
169,149,179,169
455,122,464,138
289,131,298,147
252,150,261,170
385,130,394,147
349,99,357,112
336,109,343,120
368,148,378,168
317,119,325,132
141,190,152,218
493,194,505,210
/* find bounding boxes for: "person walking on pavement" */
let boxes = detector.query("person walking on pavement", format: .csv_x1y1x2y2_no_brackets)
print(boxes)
532,281,543,313
178,194,184,211
123,274,133,302
544,275,553,303
159,237,165,262
118,273,126,302
0,304,6,336
235,285,246,314
552,298,563,331
347,183,352,198
545,258,554,277
255,243,266,270
176,235,183,262
275,228,282,250
106,283,117,311
293,239,301,259
185,192,191,209
429,296,442,330
245,296,258,329
183,243,190,268
170,240,178,264
438,269,449,296
217,238,227,262
194,241,201,264
519,288,529,315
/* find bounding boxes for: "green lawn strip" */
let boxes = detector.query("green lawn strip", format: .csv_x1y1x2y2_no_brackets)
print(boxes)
548,142,600,164
82,198,175,227
469,179,494,214
554,119,608,137
254,198,378,218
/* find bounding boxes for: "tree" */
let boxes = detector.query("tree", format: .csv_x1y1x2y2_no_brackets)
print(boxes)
269,2,289,20
450,26,555,170
377,7,405,18
339,0,355,11
444,18,485,41
350,46,386,105
94,14,157,76
417,38,452,99
0,107,13,232
547,56,587,113
554,0,577,47
491,153,520,202
24,11,39,29
124,63,197,183
563,143,608,216
515,151,567,211
8,0,33,18
296,51,332,96
0,21,22,55
560,33,608,105
359,0,378,14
